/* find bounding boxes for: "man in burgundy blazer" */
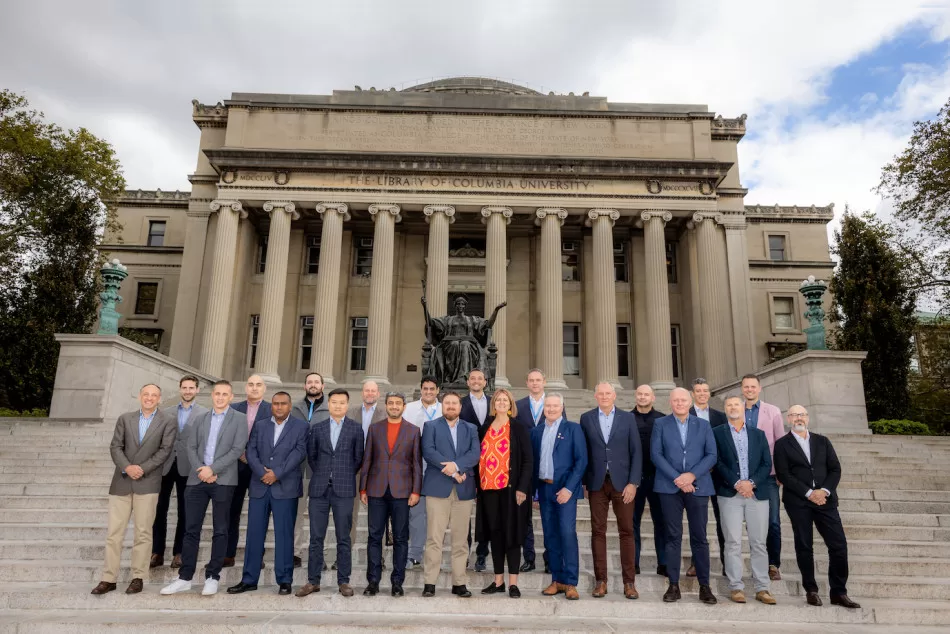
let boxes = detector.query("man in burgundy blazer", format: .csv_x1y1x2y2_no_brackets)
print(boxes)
359,392,423,597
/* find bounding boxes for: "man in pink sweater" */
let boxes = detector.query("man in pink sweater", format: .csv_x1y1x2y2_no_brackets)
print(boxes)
741,374,786,581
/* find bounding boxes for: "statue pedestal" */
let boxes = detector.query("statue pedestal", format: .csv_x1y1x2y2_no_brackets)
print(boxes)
713,350,870,434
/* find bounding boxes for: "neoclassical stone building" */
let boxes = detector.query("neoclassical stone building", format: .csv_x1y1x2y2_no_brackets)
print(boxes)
100,77,834,396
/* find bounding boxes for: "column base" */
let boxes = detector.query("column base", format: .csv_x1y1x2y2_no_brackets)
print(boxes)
256,372,283,387
545,378,568,390
493,375,511,389
649,380,677,407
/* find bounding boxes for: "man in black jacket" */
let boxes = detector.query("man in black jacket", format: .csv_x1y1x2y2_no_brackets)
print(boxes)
630,384,667,577
773,405,860,609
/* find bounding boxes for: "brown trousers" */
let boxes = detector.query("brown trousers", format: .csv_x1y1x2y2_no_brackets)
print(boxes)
589,475,637,584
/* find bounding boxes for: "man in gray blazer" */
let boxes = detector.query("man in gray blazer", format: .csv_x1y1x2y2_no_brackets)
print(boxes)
151,375,208,569
161,380,248,596
91,384,178,596
345,380,386,549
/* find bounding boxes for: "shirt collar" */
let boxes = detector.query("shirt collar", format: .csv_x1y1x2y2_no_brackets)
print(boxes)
530,393,545,405
140,409,156,421
363,403,376,412
445,417,459,427
675,414,690,425
471,393,486,402
747,400,760,411
271,416,288,426
730,421,746,433
598,407,615,418
330,416,344,426
795,430,810,441
178,402,193,411
695,405,709,412
545,416,562,427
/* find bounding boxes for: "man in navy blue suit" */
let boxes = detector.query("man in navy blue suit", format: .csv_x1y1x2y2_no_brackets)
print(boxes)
227,391,308,595
652,387,718,605
226,375,272,566
420,391,480,598
532,393,586,601
580,382,642,600
295,389,364,598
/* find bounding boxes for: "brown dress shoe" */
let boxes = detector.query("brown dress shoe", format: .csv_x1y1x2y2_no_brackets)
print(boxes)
295,583,320,597
756,590,776,605
830,594,861,609
170,554,182,569
91,581,117,595
686,565,697,577
556,583,569,592
564,585,580,600
806,591,822,606
768,565,782,581
730,589,746,603
591,581,608,598
149,554,163,568
542,582,561,596
623,583,639,600
125,578,143,594
222,557,235,568
339,583,354,597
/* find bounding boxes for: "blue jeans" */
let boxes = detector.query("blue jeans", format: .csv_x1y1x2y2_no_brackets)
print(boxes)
766,475,782,568
307,490,354,585
538,482,579,586
368,488,410,586
633,475,667,568
242,490,298,585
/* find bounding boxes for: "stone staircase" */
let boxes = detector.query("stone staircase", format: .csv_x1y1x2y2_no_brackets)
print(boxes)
1,419,950,632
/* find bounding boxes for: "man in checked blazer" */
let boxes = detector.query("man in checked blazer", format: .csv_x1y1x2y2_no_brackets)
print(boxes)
360,391,422,597
295,388,365,598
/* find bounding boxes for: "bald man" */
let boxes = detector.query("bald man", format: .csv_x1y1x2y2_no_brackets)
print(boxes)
631,384,668,576
346,380,387,546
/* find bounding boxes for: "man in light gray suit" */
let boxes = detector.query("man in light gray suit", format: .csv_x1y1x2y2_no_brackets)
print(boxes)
161,380,248,596
151,375,208,569
292,372,331,565
91,384,178,596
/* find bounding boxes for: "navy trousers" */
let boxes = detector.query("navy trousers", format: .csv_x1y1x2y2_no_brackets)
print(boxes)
179,482,234,581
538,482,579,586
766,475,782,568
633,474,667,568
367,488,410,586
226,460,252,558
659,491,710,585
307,489,354,585
152,459,188,557
241,489,298,585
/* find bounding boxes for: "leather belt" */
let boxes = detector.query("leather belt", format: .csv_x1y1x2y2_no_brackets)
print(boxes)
542,479,554,484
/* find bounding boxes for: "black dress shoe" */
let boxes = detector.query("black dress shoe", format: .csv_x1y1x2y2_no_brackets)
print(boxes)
293,556,302,568
509,584,521,598
519,561,535,572
663,583,681,603
331,561,338,570
278,583,292,595
699,584,718,605
830,594,861,609
806,591,823,606
363,583,379,596
635,565,641,575
452,585,472,598
392,584,404,597
422,584,436,597
657,564,668,577
474,557,486,572
227,582,258,594
482,582,505,594
543,563,550,574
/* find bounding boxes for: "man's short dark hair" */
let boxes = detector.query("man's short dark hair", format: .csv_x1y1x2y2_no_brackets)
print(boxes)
691,378,710,389
385,391,407,405
468,368,485,379
272,391,292,402
440,390,462,404
327,387,350,401
724,395,743,405
420,376,439,388
179,375,199,387
212,379,232,390
305,372,324,383
740,373,760,384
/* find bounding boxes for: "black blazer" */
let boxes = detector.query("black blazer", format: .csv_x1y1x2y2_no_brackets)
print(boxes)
579,408,643,491
690,406,728,429
712,423,772,500
460,392,493,428
474,420,533,548
773,431,842,510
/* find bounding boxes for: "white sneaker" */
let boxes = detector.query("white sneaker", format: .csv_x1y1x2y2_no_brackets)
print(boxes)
160,578,193,595
201,578,219,596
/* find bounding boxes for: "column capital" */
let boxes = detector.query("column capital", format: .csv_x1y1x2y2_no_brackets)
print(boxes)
369,203,402,223
209,199,247,219
315,202,351,221
423,204,456,224
692,211,725,225
263,201,300,220
480,206,513,225
637,210,672,227
535,207,568,226
585,208,620,227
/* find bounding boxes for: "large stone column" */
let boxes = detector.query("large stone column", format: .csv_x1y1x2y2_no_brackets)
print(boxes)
686,223,705,377
640,211,676,397
725,223,757,376
482,206,512,388
535,208,568,389
311,202,350,385
423,205,455,316
587,208,621,389
255,202,298,385
169,207,211,364
693,212,733,387
364,203,401,387
199,200,245,377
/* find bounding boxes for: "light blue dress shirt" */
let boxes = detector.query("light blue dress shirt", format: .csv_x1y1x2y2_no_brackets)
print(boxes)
447,419,459,452
538,417,562,480
361,404,376,438
675,415,689,470
598,407,615,442
730,423,750,482
694,406,710,422
176,403,193,433
329,416,344,450
204,409,227,466
470,394,488,425
138,410,156,443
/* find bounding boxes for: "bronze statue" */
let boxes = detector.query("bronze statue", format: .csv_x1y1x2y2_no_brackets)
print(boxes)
421,290,506,389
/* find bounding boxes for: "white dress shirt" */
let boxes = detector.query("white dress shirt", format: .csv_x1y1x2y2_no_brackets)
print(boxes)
793,430,830,499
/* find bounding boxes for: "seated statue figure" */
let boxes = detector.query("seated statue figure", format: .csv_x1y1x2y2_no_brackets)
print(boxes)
421,294,505,388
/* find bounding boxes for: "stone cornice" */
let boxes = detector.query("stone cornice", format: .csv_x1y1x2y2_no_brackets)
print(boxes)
745,203,834,223
749,260,835,269
97,244,184,254
710,114,747,140
192,100,228,128
116,189,190,207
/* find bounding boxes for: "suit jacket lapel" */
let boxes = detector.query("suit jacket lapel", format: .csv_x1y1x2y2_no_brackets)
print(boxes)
126,414,142,449
787,433,809,464
214,410,233,456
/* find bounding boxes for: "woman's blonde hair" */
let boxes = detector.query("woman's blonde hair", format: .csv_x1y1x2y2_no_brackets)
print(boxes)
490,388,517,418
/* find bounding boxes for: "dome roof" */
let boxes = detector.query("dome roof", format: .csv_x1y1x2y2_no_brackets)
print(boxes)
402,76,541,96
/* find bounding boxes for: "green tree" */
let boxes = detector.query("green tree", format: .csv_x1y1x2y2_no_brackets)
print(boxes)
830,210,917,421
0,90,124,410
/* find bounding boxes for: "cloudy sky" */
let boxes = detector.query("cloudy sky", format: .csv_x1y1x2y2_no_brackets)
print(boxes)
2,0,949,223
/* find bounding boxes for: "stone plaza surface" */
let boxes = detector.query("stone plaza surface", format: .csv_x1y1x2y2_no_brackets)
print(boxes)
1,417,950,632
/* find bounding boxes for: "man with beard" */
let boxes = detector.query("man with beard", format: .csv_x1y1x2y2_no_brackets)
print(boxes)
292,372,330,567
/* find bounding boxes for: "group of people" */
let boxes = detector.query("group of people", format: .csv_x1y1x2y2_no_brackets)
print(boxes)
90,367,860,609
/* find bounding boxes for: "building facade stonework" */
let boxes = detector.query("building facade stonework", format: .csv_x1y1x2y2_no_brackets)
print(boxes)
100,77,834,392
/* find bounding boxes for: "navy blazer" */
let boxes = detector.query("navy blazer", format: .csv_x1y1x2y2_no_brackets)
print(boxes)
712,423,772,500
247,416,308,499
307,416,365,499
421,417,481,500
690,406,728,429
651,414,718,496
514,395,568,431
460,393,493,428
530,418,587,500
232,400,273,424
579,408,643,491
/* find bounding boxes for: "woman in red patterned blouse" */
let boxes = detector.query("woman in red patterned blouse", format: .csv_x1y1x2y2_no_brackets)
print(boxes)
474,388,533,598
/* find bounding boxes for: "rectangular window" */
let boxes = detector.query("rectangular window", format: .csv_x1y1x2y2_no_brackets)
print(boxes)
134,282,158,315
350,317,368,371
614,240,629,282
248,315,260,369
354,237,373,276
666,241,678,283
671,325,682,379
147,221,166,247
617,324,631,377
257,236,268,274
306,236,320,275
774,297,795,329
769,235,787,261
561,241,579,281
563,323,580,376
299,316,314,370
